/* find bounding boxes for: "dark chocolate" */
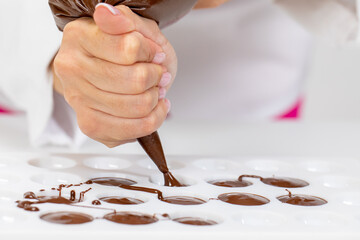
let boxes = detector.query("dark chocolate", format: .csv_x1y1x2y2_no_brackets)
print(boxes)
99,196,145,205
40,211,94,224
173,217,217,226
261,177,309,188
104,212,158,225
208,179,252,188
49,0,198,31
218,193,270,206
162,196,206,205
277,190,327,206
89,177,137,186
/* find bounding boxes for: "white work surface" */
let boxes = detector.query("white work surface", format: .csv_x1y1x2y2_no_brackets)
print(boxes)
0,115,360,240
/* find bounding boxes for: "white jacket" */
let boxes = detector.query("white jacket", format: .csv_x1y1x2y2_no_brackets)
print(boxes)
0,0,359,147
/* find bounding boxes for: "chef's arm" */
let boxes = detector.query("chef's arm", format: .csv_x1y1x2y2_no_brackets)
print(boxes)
273,0,359,43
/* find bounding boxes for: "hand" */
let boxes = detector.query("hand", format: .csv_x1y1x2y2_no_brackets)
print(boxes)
52,3,177,148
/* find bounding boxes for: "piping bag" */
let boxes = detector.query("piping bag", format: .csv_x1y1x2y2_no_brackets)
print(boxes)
48,0,198,186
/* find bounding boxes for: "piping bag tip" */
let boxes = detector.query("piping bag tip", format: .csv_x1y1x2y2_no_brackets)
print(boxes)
137,131,184,187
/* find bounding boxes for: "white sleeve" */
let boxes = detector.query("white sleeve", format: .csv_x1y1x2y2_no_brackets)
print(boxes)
0,0,86,147
273,0,359,44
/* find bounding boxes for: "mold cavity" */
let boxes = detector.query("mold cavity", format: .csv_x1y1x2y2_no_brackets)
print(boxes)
28,156,76,170
245,159,290,172
207,179,252,188
298,160,344,173
295,212,348,226
0,190,19,204
40,211,93,225
137,159,185,170
0,210,27,224
233,211,286,226
104,212,158,225
193,159,238,171
83,156,131,170
277,192,327,206
0,174,20,184
31,173,81,186
320,175,360,189
162,196,207,205
89,177,137,186
99,196,145,205
338,192,360,206
218,193,270,206
261,177,309,188
169,212,222,226
150,174,195,187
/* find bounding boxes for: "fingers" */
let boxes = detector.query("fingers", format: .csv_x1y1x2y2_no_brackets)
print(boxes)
86,84,161,119
84,60,166,94
80,28,161,65
76,99,170,143
94,3,167,47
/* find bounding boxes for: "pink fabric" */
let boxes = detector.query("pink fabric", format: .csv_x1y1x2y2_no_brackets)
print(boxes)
276,98,302,119
0,105,12,114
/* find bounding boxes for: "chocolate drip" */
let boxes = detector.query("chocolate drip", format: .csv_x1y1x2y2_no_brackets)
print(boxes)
99,196,145,205
277,190,327,206
40,211,94,225
218,193,270,206
138,132,184,187
119,184,164,200
208,179,252,188
104,212,158,225
173,217,217,226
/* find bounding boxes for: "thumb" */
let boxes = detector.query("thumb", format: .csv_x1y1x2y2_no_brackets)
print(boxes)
94,3,136,35
94,3,167,47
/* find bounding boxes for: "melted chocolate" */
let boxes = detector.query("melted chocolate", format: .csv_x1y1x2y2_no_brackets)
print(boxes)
238,175,309,188
277,190,327,206
218,193,270,206
261,177,309,188
49,0,198,31
99,196,144,205
24,192,37,199
92,200,102,205
138,132,184,187
40,211,94,225
89,177,137,186
104,212,158,225
173,217,217,226
208,179,252,188
118,184,204,205
162,196,206,205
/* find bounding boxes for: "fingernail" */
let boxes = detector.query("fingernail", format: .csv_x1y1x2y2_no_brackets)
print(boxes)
159,72,172,88
159,88,167,100
165,99,171,113
96,3,122,16
153,52,166,64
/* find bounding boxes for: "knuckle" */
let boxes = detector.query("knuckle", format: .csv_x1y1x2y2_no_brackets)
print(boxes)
121,34,141,63
63,89,82,106
142,114,158,135
132,65,149,92
135,92,154,117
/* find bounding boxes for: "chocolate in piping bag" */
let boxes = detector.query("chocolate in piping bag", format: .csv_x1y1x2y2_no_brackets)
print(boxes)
49,0,198,31
48,0,192,186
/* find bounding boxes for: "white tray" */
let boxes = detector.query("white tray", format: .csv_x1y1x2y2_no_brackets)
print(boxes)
0,153,360,240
